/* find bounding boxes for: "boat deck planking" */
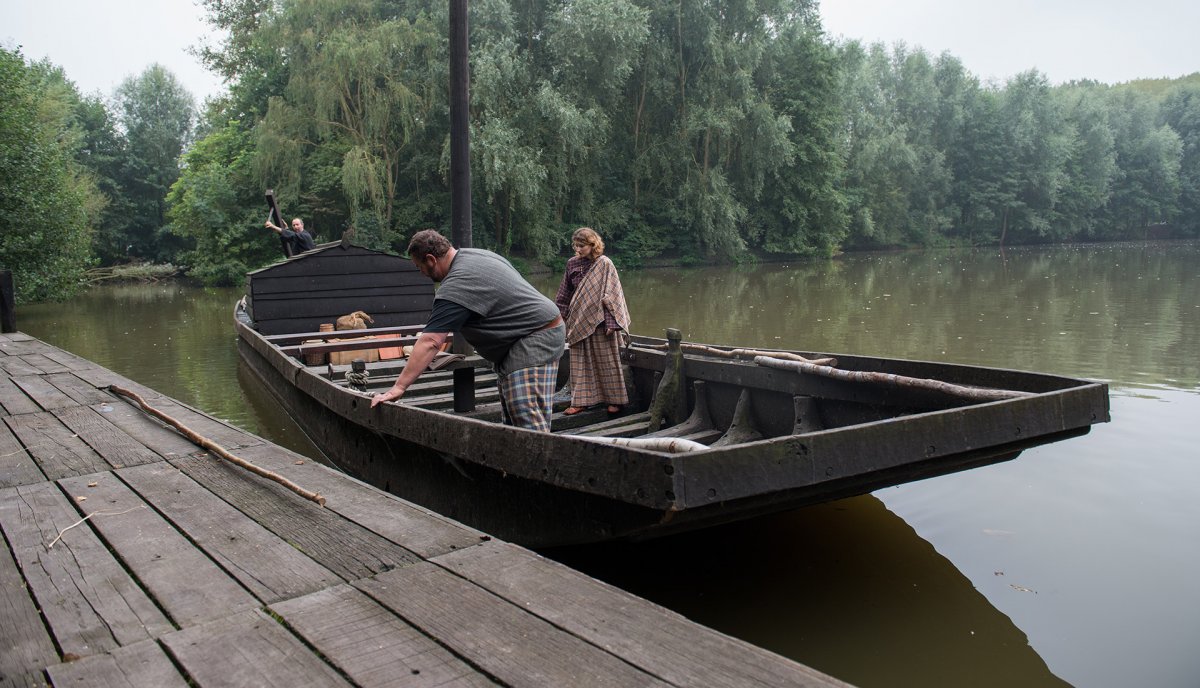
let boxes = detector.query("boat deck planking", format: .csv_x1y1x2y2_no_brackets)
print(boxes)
0,331,848,687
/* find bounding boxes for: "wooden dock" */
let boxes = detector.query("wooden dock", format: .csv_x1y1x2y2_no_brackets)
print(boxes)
0,331,848,688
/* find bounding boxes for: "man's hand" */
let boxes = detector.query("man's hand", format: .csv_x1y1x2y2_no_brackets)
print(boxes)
371,386,404,408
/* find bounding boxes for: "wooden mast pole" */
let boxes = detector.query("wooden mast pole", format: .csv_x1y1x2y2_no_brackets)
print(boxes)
449,0,476,412
449,0,471,249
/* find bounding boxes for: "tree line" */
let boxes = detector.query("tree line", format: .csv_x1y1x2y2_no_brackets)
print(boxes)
2,0,1198,303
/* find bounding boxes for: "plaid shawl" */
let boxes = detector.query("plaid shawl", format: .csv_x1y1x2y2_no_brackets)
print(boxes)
564,255,630,345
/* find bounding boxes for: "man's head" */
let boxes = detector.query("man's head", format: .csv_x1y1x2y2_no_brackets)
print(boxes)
408,229,455,281
290,218,304,231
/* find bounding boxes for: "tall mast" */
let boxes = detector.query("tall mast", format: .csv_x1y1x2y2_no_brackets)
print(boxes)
449,0,472,248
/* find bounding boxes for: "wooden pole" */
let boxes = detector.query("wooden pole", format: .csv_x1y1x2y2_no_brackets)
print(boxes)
449,1,477,404
108,385,326,506
752,356,1033,402
449,0,472,249
0,270,14,333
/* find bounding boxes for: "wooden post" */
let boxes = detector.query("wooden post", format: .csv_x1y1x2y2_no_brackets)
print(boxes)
449,0,475,411
449,0,472,249
0,270,14,333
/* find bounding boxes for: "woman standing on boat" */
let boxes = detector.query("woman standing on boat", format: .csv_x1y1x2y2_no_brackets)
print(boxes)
555,227,631,415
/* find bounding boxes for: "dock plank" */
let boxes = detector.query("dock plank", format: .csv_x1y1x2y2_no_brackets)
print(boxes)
0,376,41,416
0,524,59,681
0,419,45,487
173,454,423,581
355,562,670,688
117,462,341,603
90,400,202,461
111,396,266,453
45,372,114,406
5,411,110,479
0,483,173,658
436,541,850,688
19,354,71,375
0,355,43,377
45,639,190,688
53,406,164,469
161,609,354,688
39,348,101,373
0,339,45,356
11,374,76,411
235,443,485,559
58,472,260,628
271,584,499,688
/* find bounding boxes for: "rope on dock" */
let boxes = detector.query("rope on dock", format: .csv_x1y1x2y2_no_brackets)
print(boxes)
107,385,327,507
751,356,1034,402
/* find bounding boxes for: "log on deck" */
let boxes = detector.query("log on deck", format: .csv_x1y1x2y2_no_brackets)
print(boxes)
0,331,850,688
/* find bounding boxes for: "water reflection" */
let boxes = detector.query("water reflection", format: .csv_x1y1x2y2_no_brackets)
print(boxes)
551,496,1069,687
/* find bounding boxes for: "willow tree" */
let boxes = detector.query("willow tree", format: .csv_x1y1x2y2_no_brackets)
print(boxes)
256,0,440,249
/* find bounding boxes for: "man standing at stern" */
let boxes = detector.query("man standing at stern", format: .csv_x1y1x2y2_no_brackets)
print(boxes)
371,229,565,431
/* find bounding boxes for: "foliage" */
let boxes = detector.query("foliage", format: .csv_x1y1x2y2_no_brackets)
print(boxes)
114,64,196,262
0,48,94,302
166,120,277,285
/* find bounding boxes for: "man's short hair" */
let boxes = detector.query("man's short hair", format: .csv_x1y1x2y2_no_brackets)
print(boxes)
408,229,452,260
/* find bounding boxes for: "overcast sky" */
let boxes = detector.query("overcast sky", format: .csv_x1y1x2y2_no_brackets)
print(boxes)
2,0,1197,105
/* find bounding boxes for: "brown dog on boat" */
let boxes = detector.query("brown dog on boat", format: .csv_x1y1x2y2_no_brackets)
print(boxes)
335,310,374,331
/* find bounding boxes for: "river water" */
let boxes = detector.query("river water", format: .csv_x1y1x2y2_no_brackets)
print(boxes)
19,241,1199,687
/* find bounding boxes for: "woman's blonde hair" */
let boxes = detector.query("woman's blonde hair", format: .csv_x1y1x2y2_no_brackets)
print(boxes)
572,227,604,258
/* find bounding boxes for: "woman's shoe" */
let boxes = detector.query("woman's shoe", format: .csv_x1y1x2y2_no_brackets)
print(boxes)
563,406,585,416
606,405,622,414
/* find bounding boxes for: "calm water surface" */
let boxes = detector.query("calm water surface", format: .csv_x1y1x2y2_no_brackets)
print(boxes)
20,241,1200,688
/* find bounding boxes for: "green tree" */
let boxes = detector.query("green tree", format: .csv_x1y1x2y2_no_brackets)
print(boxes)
1160,84,1200,236
115,64,195,261
0,48,93,301
1102,89,1181,236
166,120,275,285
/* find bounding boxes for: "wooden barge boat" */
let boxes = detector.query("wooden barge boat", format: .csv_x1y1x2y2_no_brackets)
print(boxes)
235,242,1110,547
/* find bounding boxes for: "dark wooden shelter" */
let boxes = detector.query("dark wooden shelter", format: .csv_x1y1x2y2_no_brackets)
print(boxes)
244,243,433,336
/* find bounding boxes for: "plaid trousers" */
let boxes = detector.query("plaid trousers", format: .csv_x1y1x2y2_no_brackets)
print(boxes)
497,361,559,432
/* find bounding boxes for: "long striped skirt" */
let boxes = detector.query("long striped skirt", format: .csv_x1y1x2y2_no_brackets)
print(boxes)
569,330,629,408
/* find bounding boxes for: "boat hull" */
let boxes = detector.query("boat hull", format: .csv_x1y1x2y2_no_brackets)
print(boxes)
236,310,1108,547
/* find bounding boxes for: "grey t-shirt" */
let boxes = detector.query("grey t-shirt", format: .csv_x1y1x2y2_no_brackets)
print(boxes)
434,249,564,376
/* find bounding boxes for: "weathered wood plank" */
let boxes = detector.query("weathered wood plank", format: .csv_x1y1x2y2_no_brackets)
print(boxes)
232,443,485,559
0,483,173,658
0,376,42,416
172,454,422,581
0,522,60,681
0,355,43,377
39,348,101,373
271,584,499,688
355,562,670,688
88,400,201,461
5,412,110,479
19,354,71,375
0,418,45,487
161,609,354,688
116,462,341,603
0,339,45,357
45,639,190,688
58,472,260,628
436,541,849,688
52,406,163,469
109,396,266,453
11,375,76,411
44,372,113,406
